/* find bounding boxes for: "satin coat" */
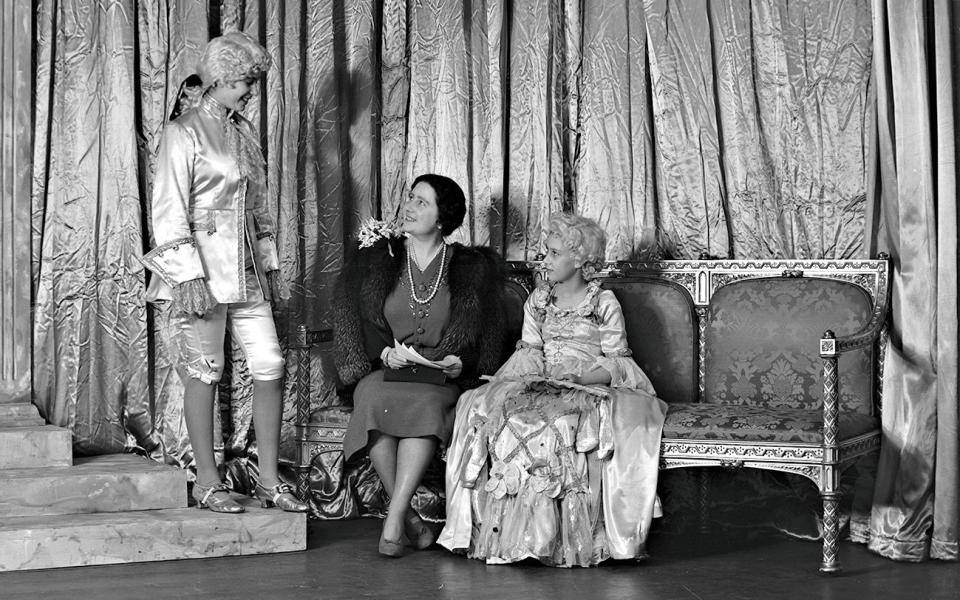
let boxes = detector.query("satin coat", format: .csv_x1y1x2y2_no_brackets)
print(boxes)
142,95,280,303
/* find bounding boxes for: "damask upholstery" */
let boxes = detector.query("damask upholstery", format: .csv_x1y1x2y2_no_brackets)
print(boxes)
662,403,878,443
704,278,874,414
606,278,697,404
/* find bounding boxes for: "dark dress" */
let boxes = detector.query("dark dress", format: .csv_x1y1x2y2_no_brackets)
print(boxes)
343,247,461,460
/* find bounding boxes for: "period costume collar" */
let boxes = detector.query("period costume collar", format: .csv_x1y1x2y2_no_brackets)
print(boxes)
199,93,240,123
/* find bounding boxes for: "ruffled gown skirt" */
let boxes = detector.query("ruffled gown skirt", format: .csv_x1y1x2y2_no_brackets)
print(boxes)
438,380,667,566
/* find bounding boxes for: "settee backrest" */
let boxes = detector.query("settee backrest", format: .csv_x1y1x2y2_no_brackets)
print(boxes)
704,277,874,414
603,278,698,404
503,258,888,413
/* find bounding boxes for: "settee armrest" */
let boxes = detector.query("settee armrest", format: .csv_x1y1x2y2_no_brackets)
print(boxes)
817,260,889,457
819,258,890,359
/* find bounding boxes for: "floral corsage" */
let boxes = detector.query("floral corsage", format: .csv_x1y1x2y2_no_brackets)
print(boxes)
357,218,401,249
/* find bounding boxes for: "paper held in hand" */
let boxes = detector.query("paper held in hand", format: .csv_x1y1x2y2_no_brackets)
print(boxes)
393,340,447,369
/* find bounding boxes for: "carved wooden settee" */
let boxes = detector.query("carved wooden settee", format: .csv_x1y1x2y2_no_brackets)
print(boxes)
293,256,889,573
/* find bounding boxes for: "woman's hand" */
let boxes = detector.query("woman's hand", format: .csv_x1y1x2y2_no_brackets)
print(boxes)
381,347,413,370
436,355,463,379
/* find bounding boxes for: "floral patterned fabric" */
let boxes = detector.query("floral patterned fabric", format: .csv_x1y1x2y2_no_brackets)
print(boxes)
663,402,879,444
704,278,875,414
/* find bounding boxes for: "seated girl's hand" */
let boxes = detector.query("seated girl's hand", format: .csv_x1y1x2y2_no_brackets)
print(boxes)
546,359,582,383
553,372,581,384
436,355,463,379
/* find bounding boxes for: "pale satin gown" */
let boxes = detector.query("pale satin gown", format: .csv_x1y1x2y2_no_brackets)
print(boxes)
438,281,667,567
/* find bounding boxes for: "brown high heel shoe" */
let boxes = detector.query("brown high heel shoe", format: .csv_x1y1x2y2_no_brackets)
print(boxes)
403,510,435,550
192,481,244,513
254,482,310,513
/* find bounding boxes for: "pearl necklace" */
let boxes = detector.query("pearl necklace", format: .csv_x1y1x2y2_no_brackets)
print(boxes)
407,243,447,305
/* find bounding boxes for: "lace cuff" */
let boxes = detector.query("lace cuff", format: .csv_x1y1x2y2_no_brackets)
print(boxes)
494,347,545,378
141,237,206,287
595,355,656,393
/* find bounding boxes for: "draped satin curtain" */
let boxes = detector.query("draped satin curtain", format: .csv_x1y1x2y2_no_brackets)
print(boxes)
28,0,957,560
869,0,959,561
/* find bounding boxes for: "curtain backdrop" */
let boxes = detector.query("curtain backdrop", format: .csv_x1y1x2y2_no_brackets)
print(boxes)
867,0,959,561
28,0,955,561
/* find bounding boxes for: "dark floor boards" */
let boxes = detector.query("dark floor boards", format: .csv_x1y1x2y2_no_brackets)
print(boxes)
0,517,957,600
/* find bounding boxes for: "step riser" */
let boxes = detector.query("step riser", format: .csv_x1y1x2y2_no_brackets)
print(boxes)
0,427,72,468
0,403,42,421
0,418,46,427
0,502,306,571
0,468,186,518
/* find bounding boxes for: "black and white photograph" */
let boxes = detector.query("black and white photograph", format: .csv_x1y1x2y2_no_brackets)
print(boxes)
0,0,956,598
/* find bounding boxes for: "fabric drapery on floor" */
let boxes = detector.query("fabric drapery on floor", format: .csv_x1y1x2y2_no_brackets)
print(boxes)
866,0,959,561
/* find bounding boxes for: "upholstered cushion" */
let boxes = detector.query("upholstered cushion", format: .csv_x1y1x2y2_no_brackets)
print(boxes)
605,278,698,404
663,402,879,443
704,278,874,414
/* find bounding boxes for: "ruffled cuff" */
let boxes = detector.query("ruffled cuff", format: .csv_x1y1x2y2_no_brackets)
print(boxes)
595,352,656,393
255,232,281,272
141,237,206,287
494,345,545,378
170,278,216,316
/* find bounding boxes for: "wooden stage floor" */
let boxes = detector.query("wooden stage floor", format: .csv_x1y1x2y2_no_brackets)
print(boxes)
0,516,956,599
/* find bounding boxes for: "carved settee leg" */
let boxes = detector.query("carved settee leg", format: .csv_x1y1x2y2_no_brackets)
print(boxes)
820,490,842,574
293,325,311,502
819,339,841,574
698,470,710,534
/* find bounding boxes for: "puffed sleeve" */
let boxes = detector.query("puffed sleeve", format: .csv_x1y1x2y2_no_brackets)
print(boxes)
493,290,546,377
141,121,206,286
594,290,657,393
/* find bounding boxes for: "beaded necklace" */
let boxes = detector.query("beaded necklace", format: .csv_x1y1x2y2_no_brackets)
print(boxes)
407,243,447,305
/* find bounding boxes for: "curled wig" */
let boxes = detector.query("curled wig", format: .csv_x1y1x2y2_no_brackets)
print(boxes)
196,32,271,88
547,213,607,278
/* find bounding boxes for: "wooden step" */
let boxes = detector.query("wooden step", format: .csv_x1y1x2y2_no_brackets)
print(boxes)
0,496,306,571
0,403,44,427
0,454,187,518
0,425,71,468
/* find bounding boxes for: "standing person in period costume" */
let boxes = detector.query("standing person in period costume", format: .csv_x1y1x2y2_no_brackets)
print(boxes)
141,32,307,514
332,174,505,557
438,213,668,567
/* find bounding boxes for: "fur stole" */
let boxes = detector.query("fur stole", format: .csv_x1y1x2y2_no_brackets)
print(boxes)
331,237,505,389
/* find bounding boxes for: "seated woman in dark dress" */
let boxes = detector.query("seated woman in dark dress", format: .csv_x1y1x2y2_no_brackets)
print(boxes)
332,174,505,557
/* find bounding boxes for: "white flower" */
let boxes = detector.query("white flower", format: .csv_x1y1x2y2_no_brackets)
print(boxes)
484,462,523,499
357,218,400,249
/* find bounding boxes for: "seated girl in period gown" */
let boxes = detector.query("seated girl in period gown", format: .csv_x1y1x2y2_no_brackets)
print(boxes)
437,213,668,567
